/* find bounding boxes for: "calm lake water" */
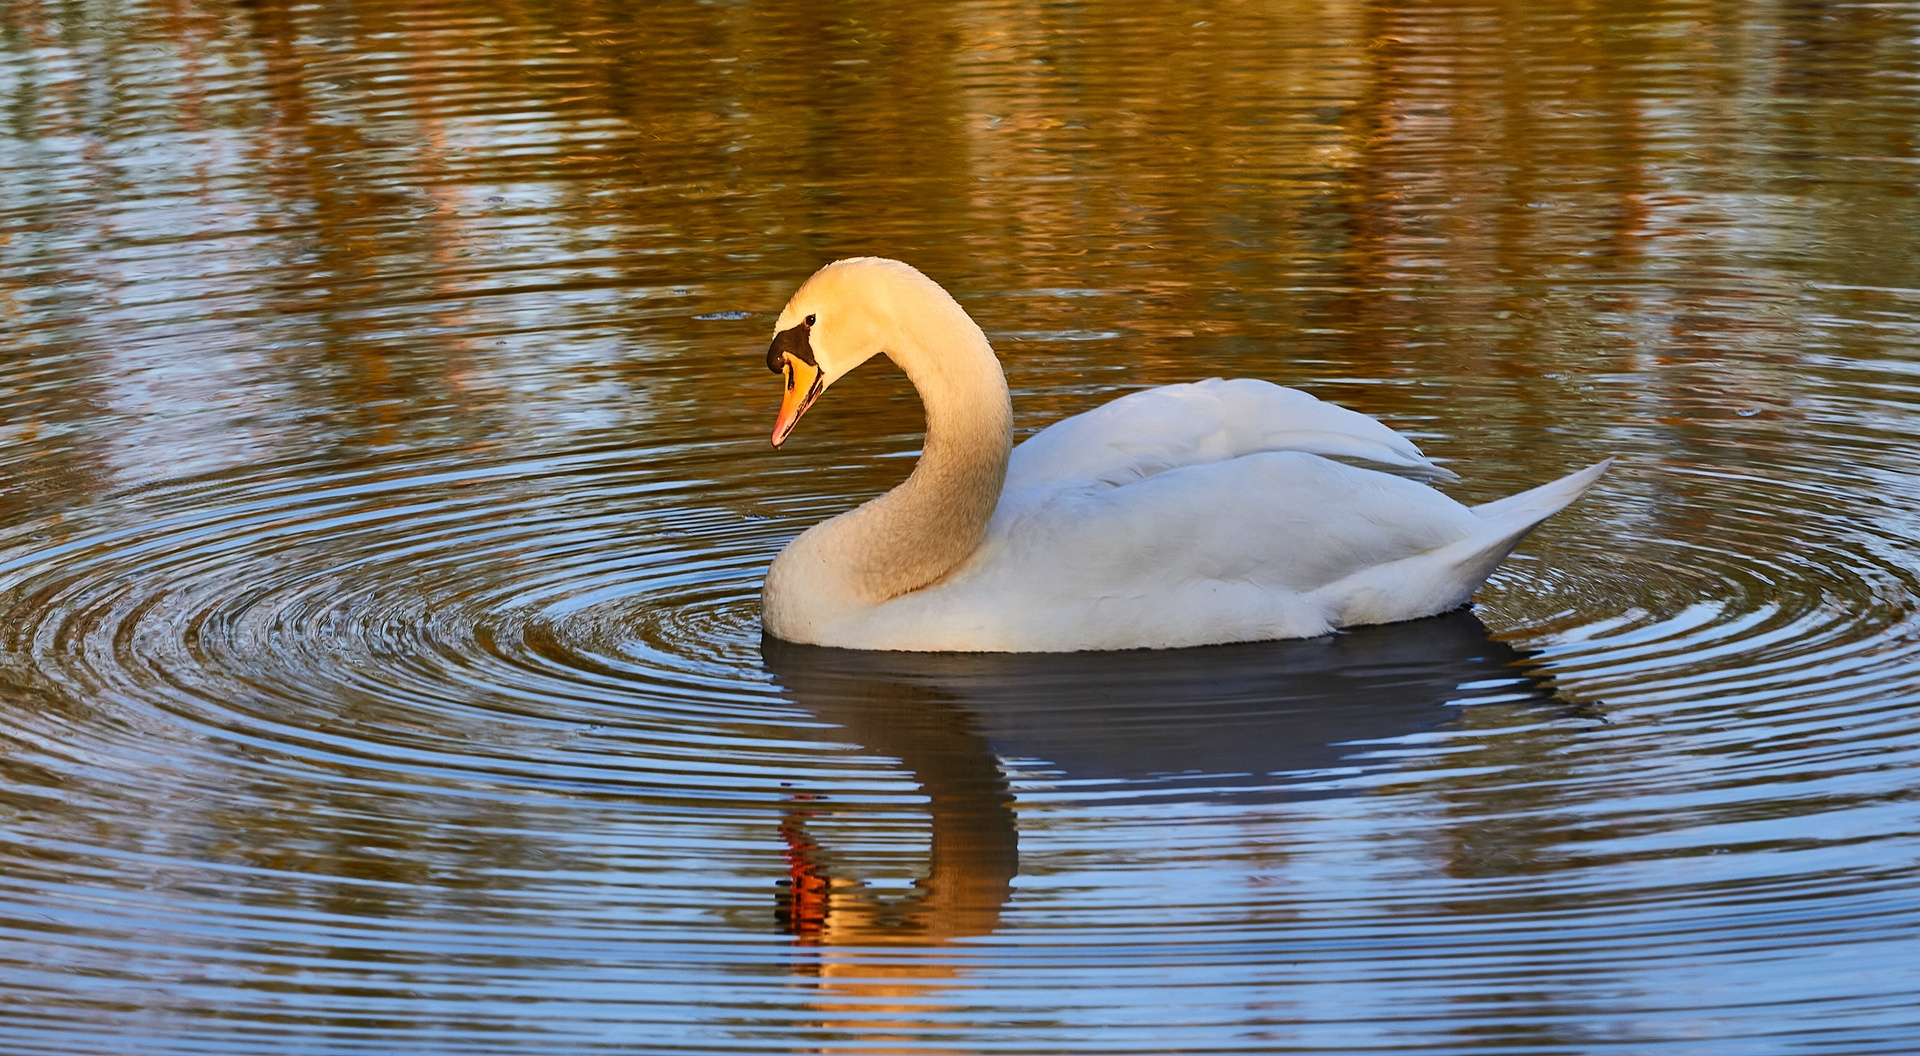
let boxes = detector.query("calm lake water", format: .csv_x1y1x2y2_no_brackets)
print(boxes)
4,0,1920,1052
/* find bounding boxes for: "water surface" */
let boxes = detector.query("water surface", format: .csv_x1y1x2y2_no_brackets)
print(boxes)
4,0,1920,1052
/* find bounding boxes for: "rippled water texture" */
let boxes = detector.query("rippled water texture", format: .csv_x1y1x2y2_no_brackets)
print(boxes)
5,0,1920,1052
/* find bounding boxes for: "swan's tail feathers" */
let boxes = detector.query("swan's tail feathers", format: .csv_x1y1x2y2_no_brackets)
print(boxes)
1323,459,1611,628
1434,457,1613,605
1469,458,1613,527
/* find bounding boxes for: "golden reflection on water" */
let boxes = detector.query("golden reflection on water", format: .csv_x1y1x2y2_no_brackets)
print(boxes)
2,0,1914,508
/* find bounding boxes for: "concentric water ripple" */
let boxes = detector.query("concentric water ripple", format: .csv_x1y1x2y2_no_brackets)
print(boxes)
3,408,1919,1052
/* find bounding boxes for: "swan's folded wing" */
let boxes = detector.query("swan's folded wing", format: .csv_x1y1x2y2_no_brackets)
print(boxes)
1005,378,1455,494
989,450,1481,598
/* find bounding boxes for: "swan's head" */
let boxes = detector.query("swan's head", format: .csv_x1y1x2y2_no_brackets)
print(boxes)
763,257,947,448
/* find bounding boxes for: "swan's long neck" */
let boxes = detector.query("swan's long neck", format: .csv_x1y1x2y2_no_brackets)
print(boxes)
773,292,1012,618
840,304,1012,602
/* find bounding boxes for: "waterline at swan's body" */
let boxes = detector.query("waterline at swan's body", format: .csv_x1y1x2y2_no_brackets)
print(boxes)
758,258,1608,652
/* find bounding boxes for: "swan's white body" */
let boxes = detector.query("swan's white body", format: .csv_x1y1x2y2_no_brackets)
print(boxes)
760,258,1607,653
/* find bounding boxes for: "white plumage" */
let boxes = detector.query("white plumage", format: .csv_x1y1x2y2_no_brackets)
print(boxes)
758,258,1608,653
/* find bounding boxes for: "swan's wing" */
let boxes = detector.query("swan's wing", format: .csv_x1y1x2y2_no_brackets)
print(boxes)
991,450,1481,597
1005,378,1455,494
853,451,1482,650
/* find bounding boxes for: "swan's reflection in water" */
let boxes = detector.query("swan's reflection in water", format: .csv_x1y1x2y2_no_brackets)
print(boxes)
768,674,1017,947
758,611,1570,1042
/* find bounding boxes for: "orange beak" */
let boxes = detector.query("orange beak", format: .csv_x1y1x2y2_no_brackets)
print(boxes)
771,355,825,448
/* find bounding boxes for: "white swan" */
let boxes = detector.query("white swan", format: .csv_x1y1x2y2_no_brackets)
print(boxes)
760,257,1608,652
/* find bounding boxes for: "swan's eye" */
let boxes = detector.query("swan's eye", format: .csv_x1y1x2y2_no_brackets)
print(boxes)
804,314,816,327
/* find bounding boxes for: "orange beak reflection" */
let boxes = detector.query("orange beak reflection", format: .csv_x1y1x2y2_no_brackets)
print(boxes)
772,354,825,448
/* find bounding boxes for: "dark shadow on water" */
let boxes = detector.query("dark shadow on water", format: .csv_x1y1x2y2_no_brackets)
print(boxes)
758,609,1573,946
765,608,1572,801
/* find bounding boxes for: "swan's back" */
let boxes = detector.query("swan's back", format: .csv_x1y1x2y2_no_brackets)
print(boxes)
1005,378,1457,493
